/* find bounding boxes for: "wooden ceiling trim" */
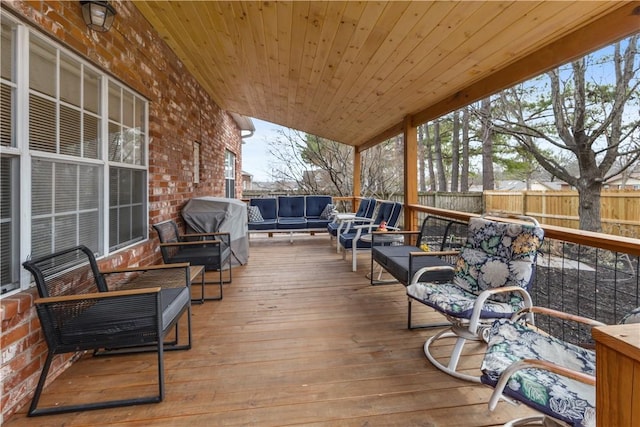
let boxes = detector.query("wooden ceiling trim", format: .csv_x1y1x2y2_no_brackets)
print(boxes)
410,1,640,127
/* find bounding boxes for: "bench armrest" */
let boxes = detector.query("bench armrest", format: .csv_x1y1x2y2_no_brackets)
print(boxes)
35,287,161,305
100,263,190,275
159,240,223,248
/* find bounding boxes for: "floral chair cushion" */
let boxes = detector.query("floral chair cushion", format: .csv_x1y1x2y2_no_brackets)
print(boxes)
480,318,596,427
405,282,526,319
453,217,544,304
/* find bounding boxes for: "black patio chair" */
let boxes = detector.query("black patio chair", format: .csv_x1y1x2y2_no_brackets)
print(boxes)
22,245,192,416
153,219,232,301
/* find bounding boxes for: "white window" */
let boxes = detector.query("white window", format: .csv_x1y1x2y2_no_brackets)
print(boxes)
224,150,236,198
0,13,148,295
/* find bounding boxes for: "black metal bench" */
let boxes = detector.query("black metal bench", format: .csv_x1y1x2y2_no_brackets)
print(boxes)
370,216,468,286
22,245,192,416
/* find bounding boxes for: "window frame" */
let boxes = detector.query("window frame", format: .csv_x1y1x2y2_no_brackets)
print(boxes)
224,149,236,199
0,13,149,296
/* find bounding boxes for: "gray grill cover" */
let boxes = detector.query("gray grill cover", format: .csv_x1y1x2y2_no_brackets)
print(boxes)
182,197,249,266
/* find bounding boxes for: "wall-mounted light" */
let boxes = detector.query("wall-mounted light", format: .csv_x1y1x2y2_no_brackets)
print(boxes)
80,1,117,32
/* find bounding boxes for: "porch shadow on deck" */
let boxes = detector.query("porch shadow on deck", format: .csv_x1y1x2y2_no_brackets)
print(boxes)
5,234,537,426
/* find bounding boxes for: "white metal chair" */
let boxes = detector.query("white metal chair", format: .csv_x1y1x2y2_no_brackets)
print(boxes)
338,201,403,272
328,198,376,252
406,215,544,382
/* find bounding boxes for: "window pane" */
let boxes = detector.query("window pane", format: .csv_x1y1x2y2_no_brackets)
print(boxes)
30,37,56,97
123,90,133,128
29,94,56,153
59,53,81,106
1,155,18,293
54,163,77,213
84,68,100,114
32,160,102,258
135,97,145,133
109,167,145,250
122,127,137,164
118,206,131,243
79,165,100,210
108,121,121,161
132,165,144,203
54,214,76,251
83,113,100,159
31,217,52,259
0,83,13,147
79,210,100,253
59,104,81,156
31,159,52,216
1,18,14,81
119,168,131,204
108,82,120,122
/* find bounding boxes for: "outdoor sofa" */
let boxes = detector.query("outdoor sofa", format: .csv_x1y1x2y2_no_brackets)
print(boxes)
247,195,334,238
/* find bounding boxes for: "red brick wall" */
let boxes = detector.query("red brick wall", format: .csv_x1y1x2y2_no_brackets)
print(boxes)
0,1,243,421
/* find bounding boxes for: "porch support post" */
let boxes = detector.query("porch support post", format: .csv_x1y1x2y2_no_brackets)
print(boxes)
403,116,418,232
353,147,361,204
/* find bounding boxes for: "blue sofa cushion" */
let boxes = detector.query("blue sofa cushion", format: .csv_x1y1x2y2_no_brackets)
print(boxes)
250,198,277,220
305,195,333,217
278,217,307,229
278,196,305,218
306,218,332,229
248,219,278,230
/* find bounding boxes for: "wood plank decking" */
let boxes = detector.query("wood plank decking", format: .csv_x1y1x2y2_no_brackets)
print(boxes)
5,234,536,426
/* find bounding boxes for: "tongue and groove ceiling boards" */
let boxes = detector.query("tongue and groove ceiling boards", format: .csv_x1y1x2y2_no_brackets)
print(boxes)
134,1,640,150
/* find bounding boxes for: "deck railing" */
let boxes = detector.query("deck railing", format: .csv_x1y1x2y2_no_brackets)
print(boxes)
405,204,640,345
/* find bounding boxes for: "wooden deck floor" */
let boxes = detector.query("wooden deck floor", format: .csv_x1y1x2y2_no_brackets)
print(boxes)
6,234,537,426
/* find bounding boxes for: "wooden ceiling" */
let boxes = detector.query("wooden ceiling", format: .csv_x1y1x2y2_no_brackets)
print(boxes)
134,1,640,150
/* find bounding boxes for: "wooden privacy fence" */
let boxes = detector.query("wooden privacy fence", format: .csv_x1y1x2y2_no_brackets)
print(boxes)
485,190,640,238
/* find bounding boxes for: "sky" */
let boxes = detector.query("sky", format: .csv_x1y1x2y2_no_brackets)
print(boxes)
241,119,287,182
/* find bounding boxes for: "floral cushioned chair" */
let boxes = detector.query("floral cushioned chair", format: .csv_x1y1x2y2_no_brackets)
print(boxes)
406,215,544,382
481,306,640,427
